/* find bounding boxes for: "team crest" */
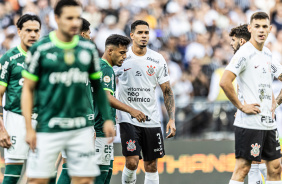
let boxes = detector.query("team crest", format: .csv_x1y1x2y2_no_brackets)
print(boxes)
64,49,75,65
126,139,136,152
251,143,261,157
146,65,156,76
103,76,111,83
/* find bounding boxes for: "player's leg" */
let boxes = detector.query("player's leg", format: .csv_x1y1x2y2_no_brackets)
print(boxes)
229,127,263,183
105,160,114,184
3,112,36,183
119,123,142,184
66,127,99,184
142,126,165,184
262,129,282,183
57,152,71,184
94,137,112,184
248,161,263,184
26,132,66,184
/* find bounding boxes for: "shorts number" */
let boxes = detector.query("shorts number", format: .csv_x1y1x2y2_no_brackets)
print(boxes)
156,133,161,145
11,136,16,144
104,145,112,153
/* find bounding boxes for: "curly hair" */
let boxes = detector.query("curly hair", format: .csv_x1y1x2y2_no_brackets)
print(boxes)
105,34,131,47
229,24,251,42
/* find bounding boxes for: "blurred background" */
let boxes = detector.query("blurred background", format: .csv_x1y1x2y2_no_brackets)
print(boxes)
1,0,282,183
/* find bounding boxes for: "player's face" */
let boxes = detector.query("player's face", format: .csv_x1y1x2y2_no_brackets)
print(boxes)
130,25,149,48
81,29,91,40
249,19,272,45
230,36,240,54
111,45,127,67
18,20,40,49
56,6,82,38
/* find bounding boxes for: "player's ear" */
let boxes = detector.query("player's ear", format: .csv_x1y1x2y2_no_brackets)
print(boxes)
248,24,251,33
130,32,134,40
17,28,21,37
240,38,246,46
269,25,272,33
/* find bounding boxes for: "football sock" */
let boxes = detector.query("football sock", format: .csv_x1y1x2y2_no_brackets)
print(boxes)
248,164,263,184
3,164,23,184
95,165,109,184
259,163,267,182
122,166,136,184
144,172,159,184
57,163,71,184
105,160,113,184
229,180,244,184
266,181,282,184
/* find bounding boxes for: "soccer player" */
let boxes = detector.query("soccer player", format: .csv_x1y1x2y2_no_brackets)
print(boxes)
230,24,268,184
220,12,282,184
94,34,146,184
0,14,41,184
115,20,176,184
80,17,91,40
21,1,115,184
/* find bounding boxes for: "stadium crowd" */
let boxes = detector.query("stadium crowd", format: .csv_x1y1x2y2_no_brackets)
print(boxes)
1,0,282,137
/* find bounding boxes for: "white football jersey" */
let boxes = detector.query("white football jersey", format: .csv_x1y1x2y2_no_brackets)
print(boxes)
226,42,282,130
115,46,170,127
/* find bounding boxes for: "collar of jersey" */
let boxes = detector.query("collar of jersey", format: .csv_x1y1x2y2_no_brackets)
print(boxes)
101,58,112,68
49,31,79,50
17,45,27,56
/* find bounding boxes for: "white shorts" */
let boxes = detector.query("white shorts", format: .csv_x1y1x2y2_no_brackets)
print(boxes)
26,127,99,178
4,111,37,161
95,137,114,165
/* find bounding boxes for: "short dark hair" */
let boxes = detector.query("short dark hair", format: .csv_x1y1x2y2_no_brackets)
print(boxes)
54,0,81,16
16,14,41,30
250,12,270,23
131,20,149,33
229,24,251,41
81,18,90,32
105,34,131,47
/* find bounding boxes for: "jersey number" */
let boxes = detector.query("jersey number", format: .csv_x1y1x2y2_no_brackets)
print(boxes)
156,133,162,145
11,136,16,144
104,145,112,153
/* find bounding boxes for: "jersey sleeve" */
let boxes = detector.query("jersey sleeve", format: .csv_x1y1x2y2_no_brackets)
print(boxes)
225,52,247,76
157,56,170,85
100,67,114,95
0,54,11,87
89,47,102,80
22,45,41,82
271,58,282,79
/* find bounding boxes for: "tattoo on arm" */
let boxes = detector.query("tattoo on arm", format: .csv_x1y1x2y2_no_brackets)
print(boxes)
276,89,282,106
162,82,175,120
278,74,282,82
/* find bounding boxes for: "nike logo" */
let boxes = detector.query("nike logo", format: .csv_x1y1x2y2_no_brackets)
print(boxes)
254,65,259,68
124,68,131,72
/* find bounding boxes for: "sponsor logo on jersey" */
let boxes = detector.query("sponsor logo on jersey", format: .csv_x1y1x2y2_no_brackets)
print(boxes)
250,143,260,157
10,53,22,61
146,65,155,76
235,57,246,68
78,50,91,65
17,62,25,69
164,64,168,77
135,71,142,76
154,147,163,152
103,76,111,83
1,61,9,79
48,117,86,129
64,49,75,65
126,139,136,152
49,68,88,86
78,151,95,158
46,53,57,61
147,57,159,64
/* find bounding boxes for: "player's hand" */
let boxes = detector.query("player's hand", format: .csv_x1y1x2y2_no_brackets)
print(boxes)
26,128,37,152
0,124,11,148
129,108,146,123
166,119,176,138
234,112,237,118
103,120,115,143
240,102,260,115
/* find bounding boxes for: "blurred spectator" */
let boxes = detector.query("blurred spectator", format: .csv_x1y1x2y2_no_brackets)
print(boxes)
271,2,282,31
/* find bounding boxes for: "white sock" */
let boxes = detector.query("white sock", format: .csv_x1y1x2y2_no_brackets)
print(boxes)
266,181,282,184
259,163,267,181
229,180,244,184
248,164,263,184
144,172,159,184
122,166,136,184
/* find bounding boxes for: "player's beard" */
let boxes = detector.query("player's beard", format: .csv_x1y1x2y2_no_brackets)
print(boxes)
233,44,240,54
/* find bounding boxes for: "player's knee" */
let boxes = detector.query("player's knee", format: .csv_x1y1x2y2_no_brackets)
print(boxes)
125,157,139,170
27,178,49,184
234,161,251,177
72,177,94,184
268,161,281,178
144,160,158,172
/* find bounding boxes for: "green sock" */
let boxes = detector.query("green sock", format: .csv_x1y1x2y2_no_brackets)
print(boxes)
105,160,113,184
95,165,110,184
57,163,71,184
3,164,23,184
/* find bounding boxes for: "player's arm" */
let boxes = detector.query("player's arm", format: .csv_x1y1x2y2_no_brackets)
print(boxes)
160,81,176,138
105,91,146,122
220,70,260,114
0,85,11,148
21,77,37,152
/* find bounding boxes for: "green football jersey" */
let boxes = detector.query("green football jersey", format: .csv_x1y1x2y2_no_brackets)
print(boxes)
23,31,102,133
0,45,37,114
94,59,116,137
